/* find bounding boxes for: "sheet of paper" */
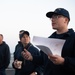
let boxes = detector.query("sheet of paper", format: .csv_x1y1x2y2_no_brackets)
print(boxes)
36,45,53,55
33,36,66,56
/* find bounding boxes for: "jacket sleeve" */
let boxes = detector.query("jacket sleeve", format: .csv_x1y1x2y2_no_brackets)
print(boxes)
12,44,23,69
63,56,75,72
30,47,44,75
12,45,18,69
62,40,75,72
32,51,48,75
34,65,44,75
2,44,10,70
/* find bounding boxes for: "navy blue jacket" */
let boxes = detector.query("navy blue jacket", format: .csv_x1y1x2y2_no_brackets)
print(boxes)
33,29,75,75
0,41,10,75
13,42,43,75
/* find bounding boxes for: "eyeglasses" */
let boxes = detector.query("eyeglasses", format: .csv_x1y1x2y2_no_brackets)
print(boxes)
51,14,64,19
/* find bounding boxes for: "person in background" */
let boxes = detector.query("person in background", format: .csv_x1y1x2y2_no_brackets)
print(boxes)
12,30,43,75
21,8,75,75
0,34,10,75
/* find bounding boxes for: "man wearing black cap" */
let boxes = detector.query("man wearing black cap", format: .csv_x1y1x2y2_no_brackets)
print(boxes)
21,8,75,75
12,30,43,75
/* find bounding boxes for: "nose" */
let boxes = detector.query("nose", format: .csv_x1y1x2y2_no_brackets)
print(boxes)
50,18,55,22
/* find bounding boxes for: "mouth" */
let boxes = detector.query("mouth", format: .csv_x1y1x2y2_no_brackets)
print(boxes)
52,22,56,26
52,22,56,24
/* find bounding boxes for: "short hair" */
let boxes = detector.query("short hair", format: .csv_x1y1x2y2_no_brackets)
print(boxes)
0,34,3,38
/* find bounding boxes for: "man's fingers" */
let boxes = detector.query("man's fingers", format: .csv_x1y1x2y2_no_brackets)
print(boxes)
24,49,27,52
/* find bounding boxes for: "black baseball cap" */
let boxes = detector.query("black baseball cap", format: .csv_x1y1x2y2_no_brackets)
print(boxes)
46,8,70,21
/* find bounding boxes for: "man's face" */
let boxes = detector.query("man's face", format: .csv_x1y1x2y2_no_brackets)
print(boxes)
50,14,68,30
21,34,30,45
0,35,3,44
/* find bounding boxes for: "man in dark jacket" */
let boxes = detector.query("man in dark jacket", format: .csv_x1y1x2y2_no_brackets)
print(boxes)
12,30,43,75
21,8,75,75
0,34,10,75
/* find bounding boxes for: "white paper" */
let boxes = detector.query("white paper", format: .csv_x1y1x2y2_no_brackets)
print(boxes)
36,45,53,55
33,36,66,56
